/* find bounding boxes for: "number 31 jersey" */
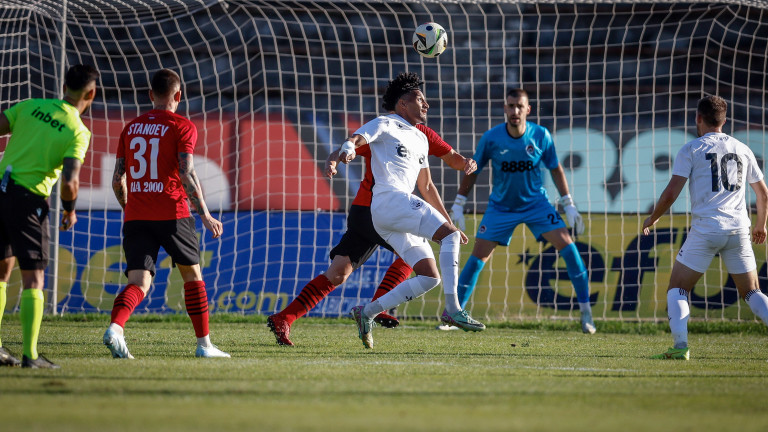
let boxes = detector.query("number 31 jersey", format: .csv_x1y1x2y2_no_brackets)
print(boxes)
116,109,196,221
672,132,764,234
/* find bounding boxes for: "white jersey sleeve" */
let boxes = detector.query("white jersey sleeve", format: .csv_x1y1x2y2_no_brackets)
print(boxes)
674,132,763,234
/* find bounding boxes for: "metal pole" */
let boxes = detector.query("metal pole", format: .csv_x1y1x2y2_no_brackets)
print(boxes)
47,0,69,315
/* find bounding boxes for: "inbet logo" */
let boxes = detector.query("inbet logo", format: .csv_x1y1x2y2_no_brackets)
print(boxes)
30,107,66,132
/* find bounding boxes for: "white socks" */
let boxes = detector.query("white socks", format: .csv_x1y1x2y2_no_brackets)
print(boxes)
667,288,690,349
108,322,124,336
197,334,212,348
745,289,768,326
363,275,440,318
439,231,462,314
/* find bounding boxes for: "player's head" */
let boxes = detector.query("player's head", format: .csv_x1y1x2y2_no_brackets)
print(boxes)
382,72,428,125
696,95,727,135
504,88,531,132
150,69,182,111
63,64,99,113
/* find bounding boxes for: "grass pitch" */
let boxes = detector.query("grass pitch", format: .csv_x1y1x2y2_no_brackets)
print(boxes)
1,315,767,432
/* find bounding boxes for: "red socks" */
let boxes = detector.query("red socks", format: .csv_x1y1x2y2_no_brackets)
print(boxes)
110,284,145,327
372,258,412,301
278,274,336,324
184,281,210,338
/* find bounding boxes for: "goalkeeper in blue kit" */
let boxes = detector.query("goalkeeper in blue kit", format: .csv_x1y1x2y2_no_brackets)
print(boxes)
449,88,596,333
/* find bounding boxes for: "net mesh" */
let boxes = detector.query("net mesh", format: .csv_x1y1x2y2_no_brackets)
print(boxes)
1,0,768,322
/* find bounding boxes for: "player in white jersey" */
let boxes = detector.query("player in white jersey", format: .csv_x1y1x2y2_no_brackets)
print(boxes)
642,95,768,360
336,72,485,349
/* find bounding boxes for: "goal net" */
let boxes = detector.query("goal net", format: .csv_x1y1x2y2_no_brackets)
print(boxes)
1,0,767,323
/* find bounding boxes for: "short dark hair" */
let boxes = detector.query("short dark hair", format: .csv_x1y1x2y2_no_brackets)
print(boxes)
64,64,99,91
506,88,529,100
151,69,181,97
382,72,424,111
697,95,727,127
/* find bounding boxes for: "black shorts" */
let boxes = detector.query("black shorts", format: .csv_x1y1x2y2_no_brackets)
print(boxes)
329,204,393,269
123,217,200,276
0,180,49,270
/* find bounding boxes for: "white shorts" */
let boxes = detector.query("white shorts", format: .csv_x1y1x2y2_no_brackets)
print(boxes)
370,191,447,267
676,230,756,274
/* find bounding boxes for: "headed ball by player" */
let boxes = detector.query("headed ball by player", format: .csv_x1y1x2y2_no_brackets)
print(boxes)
412,22,448,58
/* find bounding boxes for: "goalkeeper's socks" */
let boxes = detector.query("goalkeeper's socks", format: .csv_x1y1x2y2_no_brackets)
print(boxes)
279,274,336,324
0,281,6,347
372,257,411,301
745,289,768,326
457,255,485,309
20,289,44,360
184,281,209,338
667,288,690,349
111,284,145,328
561,242,590,304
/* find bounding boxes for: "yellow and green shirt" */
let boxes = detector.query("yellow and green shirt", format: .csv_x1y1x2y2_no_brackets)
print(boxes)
0,98,91,197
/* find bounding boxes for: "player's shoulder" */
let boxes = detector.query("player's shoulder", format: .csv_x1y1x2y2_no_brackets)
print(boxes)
526,122,552,140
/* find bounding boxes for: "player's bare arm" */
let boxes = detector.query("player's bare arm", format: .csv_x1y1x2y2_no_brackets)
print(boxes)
549,164,571,197
325,149,340,178
642,175,687,235
439,150,477,175
178,152,223,239
456,172,478,197
417,167,468,244
749,179,768,244
112,157,127,210
338,134,367,164
59,157,82,230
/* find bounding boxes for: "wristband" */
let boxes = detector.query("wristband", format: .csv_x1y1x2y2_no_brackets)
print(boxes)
340,140,356,155
559,194,574,207
61,198,76,212
454,194,467,206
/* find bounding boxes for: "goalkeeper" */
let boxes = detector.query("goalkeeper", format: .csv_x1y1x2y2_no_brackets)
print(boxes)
448,88,596,334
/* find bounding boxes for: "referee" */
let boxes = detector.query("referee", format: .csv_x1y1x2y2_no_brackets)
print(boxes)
0,64,99,368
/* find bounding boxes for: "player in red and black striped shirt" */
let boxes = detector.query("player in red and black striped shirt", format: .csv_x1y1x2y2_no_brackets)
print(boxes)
267,124,476,346
103,69,229,359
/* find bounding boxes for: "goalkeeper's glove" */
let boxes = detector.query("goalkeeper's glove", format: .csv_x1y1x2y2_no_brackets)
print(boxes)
449,194,467,231
559,194,585,236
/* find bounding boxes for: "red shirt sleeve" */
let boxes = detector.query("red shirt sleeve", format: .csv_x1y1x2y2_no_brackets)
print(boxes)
356,144,371,158
176,117,197,154
417,124,452,157
116,124,127,158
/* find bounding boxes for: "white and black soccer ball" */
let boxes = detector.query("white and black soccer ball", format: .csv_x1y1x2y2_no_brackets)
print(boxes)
412,22,448,58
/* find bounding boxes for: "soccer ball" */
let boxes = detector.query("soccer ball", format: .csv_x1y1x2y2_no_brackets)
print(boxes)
412,22,448,58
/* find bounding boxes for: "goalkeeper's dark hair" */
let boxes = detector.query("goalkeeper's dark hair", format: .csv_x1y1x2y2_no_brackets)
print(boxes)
506,88,529,100
64,64,99,91
382,72,424,111
697,95,727,127
151,68,181,97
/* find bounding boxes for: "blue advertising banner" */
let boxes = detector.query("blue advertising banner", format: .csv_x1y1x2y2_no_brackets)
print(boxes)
46,211,397,316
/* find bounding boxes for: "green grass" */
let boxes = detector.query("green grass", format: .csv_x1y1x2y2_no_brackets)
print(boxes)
1,315,768,432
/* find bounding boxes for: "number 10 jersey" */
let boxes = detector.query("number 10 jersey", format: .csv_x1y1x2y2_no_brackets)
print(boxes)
672,131,764,234
117,109,197,221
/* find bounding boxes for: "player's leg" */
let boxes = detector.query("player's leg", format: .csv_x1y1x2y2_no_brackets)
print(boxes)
9,191,58,368
176,263,230,358
720,232,768,326
104,220,157,359
0,255,20,366
354,254,440,348
162,217,229,358
104,269,150,359
652,233,714,360
457,239,497,309
540,227,595,333
370,257,412,328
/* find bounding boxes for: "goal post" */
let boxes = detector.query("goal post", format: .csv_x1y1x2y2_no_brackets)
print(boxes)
1,0,767,323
